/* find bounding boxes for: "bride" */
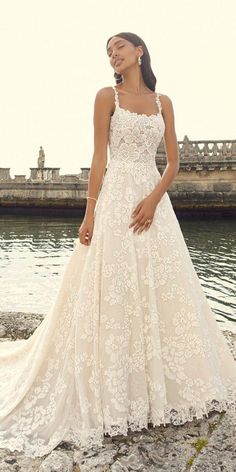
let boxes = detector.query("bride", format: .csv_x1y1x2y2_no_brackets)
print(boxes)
0,31,236,459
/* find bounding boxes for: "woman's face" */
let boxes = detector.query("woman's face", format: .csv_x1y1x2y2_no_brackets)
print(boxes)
107,36,142,74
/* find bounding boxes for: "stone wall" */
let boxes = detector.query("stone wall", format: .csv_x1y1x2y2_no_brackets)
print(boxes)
155,136,236,211
0,138,235,213
0,182,88,210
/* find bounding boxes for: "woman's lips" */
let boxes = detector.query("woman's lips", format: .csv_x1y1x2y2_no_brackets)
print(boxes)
114,59,123,66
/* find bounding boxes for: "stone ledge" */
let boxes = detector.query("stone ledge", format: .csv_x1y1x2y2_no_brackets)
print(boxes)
0,311,44,340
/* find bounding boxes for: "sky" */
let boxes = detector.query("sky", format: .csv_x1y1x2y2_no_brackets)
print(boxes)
0,0,235,178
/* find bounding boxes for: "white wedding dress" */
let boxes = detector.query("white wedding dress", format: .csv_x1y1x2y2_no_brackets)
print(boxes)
0,86,236,458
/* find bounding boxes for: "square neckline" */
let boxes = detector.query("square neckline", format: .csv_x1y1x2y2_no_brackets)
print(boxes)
113,85,162,118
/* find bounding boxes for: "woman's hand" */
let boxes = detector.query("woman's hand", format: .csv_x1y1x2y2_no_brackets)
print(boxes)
129,195,158,234
78,214,95,245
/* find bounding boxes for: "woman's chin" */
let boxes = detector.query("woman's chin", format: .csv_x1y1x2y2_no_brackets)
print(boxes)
115,67,124,75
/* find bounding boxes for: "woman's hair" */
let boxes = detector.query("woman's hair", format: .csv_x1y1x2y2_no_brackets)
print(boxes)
106,32,157,92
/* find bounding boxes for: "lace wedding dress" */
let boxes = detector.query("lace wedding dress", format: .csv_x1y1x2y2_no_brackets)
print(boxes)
0,86,236,458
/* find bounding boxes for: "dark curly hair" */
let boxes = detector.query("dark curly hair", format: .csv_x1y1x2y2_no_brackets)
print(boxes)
106,32,157,92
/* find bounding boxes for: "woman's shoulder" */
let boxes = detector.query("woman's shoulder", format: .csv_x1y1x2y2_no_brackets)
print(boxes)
95,86,115,100
158,93,173,103
94,87,116,109
94,87,116,115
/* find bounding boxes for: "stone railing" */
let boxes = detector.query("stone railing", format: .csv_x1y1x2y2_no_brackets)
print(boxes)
156,136,236,170
154,136,236,213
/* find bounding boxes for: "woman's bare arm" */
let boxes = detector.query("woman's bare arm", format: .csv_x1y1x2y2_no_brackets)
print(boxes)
149,95,180,205
85,87,113,218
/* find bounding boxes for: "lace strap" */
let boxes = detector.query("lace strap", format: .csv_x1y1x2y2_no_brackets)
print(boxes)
112,86,119,107
113,85,161,113
156,93,162,114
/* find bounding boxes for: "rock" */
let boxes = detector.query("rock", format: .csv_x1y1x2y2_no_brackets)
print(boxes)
39,450,73,472
0,447,42,472
0,454,19,472
111,462,128,472
190,410,236,471
0,311,44,339
114,451,144,470
74,444,118,471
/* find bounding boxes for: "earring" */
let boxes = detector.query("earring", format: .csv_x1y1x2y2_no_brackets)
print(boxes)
138,56,142,66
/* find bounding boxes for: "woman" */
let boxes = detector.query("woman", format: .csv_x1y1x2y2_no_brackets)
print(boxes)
0,31,236,459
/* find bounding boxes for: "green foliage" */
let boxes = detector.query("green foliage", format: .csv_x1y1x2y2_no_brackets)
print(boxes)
192,437,208,452
187,456,194,466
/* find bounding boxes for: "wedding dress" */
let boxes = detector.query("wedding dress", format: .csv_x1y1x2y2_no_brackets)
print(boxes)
0,85,236,458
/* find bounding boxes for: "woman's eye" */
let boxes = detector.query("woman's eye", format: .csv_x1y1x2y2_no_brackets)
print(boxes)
108,44,124,57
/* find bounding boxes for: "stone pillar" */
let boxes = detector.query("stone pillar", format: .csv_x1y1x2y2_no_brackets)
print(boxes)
0,168,11,181
80,167,90,180
30,168,38,180
14,175,26,183
231,142,236,156
52,169,60,181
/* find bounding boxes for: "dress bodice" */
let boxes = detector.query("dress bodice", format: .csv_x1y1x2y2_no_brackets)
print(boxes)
108,86,165,168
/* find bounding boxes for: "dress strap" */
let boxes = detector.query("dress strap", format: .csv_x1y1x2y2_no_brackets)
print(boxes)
113,85,161,113
112,86,120,107
156,92,162,114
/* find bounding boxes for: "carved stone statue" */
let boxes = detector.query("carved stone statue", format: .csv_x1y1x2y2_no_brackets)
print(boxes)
38,146,45,168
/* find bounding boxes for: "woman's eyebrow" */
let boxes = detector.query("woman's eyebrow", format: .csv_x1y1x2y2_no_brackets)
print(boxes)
107,40,123,53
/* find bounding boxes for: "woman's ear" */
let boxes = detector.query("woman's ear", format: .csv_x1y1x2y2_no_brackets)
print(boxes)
137,45,144,58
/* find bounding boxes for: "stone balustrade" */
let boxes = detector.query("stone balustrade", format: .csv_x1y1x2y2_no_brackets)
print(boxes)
155,136,236,213
156,136,236,170
0,140,235,214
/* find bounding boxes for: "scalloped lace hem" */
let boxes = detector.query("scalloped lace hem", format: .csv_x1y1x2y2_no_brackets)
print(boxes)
0,394,235,458
73,395,236,451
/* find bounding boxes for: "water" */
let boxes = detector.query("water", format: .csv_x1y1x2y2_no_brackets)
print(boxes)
0,215,235,332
